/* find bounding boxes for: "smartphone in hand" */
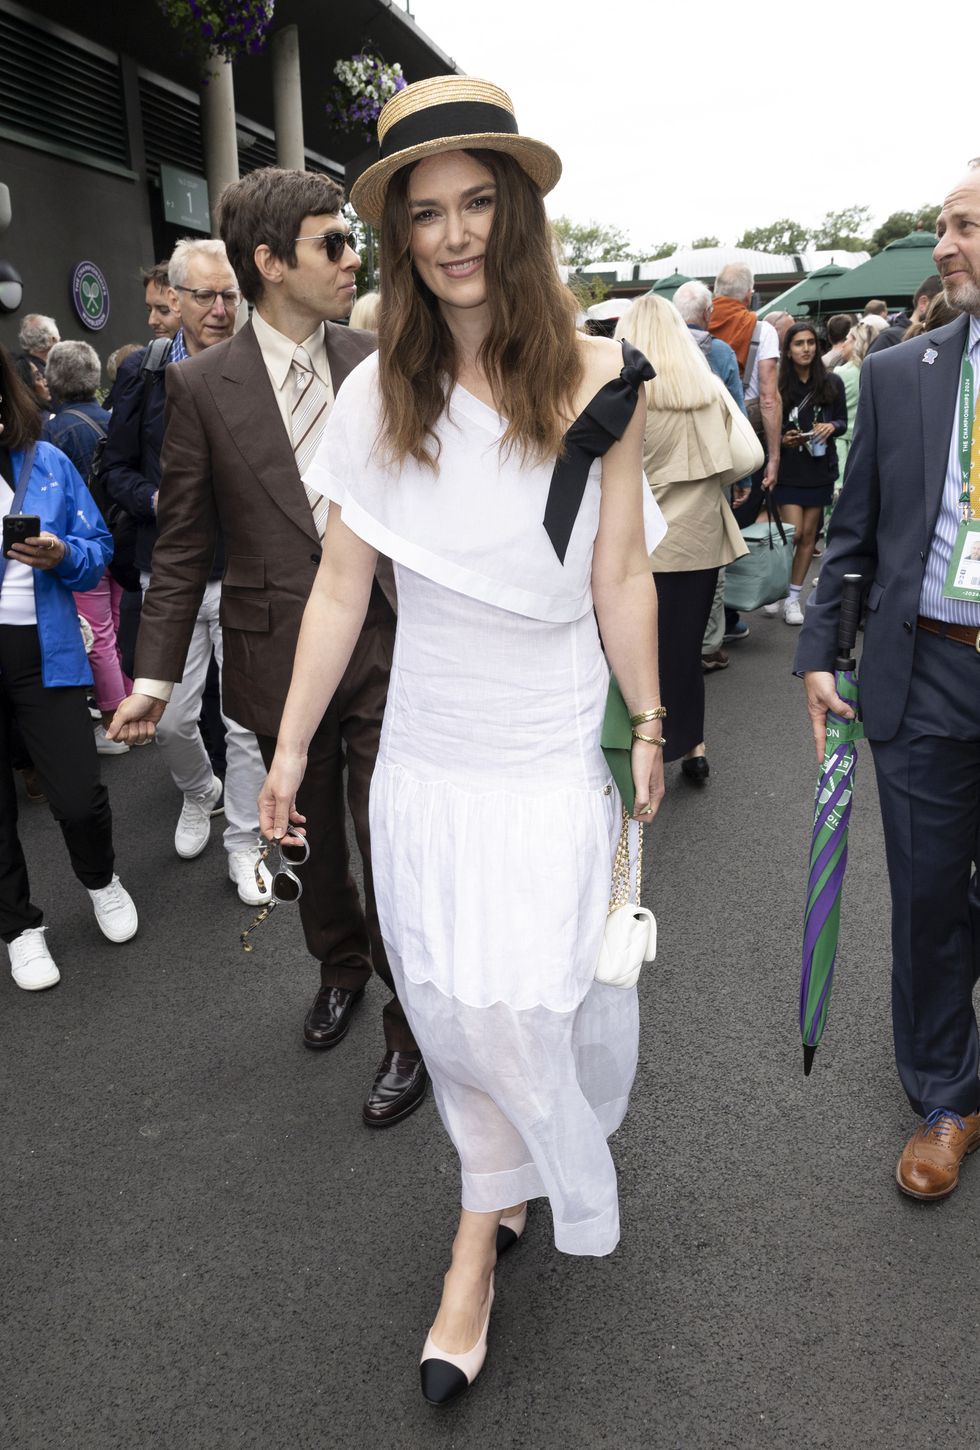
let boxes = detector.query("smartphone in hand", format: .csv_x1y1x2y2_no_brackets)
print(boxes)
2,514,41,557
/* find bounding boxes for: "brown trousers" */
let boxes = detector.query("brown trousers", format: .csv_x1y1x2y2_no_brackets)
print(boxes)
257,585,415,1053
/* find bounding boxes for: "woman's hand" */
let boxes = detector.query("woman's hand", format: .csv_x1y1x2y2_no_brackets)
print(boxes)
630,738,665,822
811,421,835,442
8,532,66,570
258,751,309,843
782,429,806,449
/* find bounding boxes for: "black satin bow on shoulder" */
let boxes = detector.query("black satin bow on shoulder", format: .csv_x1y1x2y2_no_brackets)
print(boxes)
543,339,655,564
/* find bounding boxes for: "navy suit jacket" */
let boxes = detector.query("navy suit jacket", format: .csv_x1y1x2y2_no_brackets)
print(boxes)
794,312,970,742
101,345,168,575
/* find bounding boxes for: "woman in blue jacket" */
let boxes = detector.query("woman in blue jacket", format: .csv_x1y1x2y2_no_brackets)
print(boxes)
0,345,138,991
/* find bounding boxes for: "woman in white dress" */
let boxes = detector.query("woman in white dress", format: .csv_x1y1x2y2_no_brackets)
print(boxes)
260,76,667,1406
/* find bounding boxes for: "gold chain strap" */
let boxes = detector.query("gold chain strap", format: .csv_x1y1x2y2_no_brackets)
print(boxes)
608,808,644,914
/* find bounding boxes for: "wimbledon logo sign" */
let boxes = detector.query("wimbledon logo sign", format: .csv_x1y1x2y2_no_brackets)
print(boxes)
71,261,110,330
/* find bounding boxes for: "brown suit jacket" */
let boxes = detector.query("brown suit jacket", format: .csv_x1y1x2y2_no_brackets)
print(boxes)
135,319,393,738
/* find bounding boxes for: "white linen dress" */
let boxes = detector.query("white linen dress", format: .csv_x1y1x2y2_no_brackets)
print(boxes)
307,352,665,1256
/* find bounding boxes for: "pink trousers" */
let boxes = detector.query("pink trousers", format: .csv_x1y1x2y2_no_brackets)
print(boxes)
73,574,132,713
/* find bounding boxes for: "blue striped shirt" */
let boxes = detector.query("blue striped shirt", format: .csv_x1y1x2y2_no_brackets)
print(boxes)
919,314,980,623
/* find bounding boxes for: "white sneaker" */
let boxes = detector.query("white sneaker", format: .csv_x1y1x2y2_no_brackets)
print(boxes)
94,724,129,756
88,875,138,943
784,597,805,626
763,598,785,616
228,847,272,906
174,774,224,859
8,926,60,990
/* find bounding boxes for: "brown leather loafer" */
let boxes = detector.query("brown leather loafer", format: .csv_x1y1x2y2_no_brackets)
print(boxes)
362,1050,428,1128
895,1108,980,1200
302,985,365,1049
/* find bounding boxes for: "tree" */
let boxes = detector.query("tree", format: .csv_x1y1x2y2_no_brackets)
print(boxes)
637,241,677,262
567,273,610,309
870,204,941,254
552,216,633,266
735,218,809,254
811,205,872,252
691,235,721,249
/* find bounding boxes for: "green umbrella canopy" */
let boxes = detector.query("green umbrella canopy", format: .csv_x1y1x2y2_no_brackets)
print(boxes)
759,263,848,318
816,232,939,309
649,272,693,301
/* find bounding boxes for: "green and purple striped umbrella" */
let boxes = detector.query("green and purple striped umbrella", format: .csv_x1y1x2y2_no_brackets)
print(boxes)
800,575,864,1076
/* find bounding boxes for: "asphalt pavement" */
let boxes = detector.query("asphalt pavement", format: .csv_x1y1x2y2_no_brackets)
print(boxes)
4,590,979,1450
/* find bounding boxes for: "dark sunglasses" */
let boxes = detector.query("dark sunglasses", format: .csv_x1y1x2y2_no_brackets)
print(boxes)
241,834,310,952
294,227,359,263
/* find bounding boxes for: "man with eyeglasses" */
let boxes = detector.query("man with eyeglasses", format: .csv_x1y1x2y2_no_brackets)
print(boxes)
101,238,270,908
110,168,426,1130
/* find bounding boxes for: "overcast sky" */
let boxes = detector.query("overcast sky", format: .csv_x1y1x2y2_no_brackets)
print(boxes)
409,0,968,252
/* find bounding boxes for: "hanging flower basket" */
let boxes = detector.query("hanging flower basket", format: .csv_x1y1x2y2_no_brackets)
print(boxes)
158,1,276,68
324,53,407,142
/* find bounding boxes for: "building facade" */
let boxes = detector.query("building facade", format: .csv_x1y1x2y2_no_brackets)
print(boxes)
0,0,456,358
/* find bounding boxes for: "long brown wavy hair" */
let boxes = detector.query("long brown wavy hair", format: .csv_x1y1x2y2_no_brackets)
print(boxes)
377,148,581,468
0,344,42,449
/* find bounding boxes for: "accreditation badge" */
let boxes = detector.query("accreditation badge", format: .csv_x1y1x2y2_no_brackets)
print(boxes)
943,519,980,602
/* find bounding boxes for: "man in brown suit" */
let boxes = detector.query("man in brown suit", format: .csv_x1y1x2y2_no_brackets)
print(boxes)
109,168,427,1127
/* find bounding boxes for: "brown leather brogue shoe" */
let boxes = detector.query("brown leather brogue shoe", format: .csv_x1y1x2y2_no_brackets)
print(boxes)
302,985,365,1049
362,1050,428,1128
895,1108,980,1200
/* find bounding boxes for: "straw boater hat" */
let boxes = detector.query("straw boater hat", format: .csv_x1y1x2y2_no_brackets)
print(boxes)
349,75,562,227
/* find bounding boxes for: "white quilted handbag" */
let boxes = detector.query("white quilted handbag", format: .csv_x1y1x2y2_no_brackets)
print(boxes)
595,812,656,990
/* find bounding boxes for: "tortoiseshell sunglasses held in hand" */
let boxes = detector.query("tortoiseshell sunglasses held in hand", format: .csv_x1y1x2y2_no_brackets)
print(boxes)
241,834,310,951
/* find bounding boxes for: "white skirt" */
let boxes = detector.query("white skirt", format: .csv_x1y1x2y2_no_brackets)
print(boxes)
370,567,639,1257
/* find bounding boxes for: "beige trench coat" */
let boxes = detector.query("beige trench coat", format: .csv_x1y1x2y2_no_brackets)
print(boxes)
644,392,749,574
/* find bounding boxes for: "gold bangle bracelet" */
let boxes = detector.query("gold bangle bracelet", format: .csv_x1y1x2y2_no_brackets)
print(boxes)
629,706,667,725
632,730,666,748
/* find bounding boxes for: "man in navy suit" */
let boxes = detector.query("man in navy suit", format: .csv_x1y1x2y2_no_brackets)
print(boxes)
796,160,980,1201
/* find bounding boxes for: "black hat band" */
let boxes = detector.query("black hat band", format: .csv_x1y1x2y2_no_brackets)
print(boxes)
379,100,519,160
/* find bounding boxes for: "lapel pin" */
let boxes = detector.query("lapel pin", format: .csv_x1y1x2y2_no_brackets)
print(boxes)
922,348,938,365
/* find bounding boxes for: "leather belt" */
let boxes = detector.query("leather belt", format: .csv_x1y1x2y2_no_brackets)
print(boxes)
917,614,980,652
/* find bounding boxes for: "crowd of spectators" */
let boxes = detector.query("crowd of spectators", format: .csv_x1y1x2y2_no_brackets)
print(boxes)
2,234,956,984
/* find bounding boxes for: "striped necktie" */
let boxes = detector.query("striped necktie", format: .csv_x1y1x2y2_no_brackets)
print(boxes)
290,345,330,539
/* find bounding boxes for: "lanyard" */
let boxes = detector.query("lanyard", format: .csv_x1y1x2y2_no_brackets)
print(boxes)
959,342,977,519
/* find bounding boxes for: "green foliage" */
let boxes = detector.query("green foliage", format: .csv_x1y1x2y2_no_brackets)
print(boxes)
552,218,677,267
553,199,941,270
869,204,941,254
735,218,809,254
552,216,633,267
567,273,610,308
811,205,872,252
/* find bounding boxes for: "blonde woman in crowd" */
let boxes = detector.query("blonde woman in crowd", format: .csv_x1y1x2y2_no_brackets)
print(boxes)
348,289,380,331
616,295,751,785
833,320,878,478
